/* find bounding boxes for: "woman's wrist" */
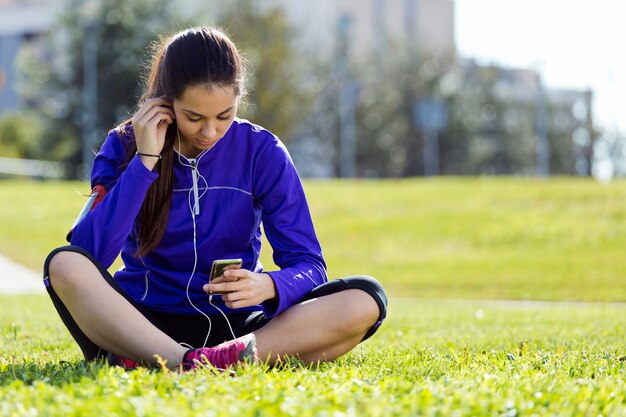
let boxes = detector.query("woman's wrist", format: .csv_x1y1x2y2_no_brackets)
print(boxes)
136,151,162,159
261,273,277,301
136,151,160,170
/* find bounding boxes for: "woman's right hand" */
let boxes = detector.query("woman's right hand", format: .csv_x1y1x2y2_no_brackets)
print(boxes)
131,96,175,170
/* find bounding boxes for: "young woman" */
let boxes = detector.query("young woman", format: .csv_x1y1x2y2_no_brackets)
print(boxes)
44,27,387,370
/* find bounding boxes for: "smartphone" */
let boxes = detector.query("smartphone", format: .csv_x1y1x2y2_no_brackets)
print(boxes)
210,258,243,281
208,258,242,298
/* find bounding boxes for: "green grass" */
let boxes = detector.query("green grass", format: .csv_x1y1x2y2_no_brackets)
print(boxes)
2,178,626,415
2,177,626,301
1,295,625,416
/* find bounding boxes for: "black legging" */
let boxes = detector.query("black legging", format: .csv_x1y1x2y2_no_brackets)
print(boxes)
43,245,388,361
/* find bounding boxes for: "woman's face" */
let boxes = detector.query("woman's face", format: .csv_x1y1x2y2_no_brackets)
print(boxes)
173,84,238,157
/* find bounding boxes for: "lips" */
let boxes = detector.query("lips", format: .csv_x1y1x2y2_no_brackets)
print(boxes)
197,139,217,147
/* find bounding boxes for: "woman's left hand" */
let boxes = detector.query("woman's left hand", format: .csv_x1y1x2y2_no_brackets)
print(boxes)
203,269,277,309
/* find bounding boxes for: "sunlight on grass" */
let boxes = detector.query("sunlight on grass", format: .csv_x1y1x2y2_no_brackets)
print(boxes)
2,177,626,301
1,296,625,416
1,178,625,415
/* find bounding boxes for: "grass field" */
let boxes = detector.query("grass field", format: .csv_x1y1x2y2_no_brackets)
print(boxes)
1,296,625,416
1,177,626,301
1,177,626,416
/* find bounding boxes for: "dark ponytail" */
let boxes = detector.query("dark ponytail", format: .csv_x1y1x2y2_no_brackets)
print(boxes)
115,27,246,257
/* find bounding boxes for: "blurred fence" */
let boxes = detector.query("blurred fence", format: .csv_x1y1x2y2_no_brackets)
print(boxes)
0,157,69,179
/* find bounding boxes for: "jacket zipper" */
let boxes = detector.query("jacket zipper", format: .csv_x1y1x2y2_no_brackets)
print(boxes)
190,159,200,215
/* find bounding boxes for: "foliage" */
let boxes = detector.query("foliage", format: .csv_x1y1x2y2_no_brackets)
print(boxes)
442,63,537,175
354,43,452,177
16,0,189,174
348,49,593,177
217,0,314,143
1,296,625,416
0,111,44,159
14,0,308,176
593,131,626,178
2,178,626,301
11,0,594,178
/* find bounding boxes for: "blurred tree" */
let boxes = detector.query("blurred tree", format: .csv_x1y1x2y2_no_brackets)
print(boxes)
354,45,412,177
0,111,43,159
16,0,309,176
13,0,593,178
353,42,455,177
349,51,578,177
444,64,536,175
593,131,625,178
217,0,313,143
16,0,186,176
334,41,593,177
546,90,596,176
284,58,337,178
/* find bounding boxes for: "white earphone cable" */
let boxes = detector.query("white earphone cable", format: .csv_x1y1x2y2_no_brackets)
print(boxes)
176,130,237,346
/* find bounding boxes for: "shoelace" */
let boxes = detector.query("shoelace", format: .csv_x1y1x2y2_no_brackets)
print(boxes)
191,341,243,370
110,343,244,372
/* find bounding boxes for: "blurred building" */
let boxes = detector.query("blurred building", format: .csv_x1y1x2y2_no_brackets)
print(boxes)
244,0,456,177
452,59,594,175
256,0,455,59
0,0,597,177
548,87,594,176
0,0,54,113
2,0,455,111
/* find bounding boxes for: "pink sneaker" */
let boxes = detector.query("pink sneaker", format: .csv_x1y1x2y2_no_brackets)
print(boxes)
182,334,258,371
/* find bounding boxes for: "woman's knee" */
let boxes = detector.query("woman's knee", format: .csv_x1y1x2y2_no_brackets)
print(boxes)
334,289,381,334
336,276,388,340
340,275,388,321
46,249,92,292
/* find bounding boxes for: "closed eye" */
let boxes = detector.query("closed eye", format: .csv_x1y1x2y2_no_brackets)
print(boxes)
182,106,234,122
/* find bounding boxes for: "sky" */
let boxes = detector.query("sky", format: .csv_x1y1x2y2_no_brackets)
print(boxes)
455,0,626,135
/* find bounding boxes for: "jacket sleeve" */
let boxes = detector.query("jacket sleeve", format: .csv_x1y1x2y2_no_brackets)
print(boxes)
69,129,158,268
253,135,327,317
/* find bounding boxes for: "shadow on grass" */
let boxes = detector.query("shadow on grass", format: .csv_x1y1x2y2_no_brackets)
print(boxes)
0,355,325,387
0,359,110,387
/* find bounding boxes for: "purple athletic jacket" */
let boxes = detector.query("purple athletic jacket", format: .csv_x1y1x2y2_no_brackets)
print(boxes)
69,118,327,317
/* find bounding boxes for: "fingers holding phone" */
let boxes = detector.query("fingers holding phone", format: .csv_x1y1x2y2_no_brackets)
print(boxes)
210,259,242,283
206,259,242,298
204,263,277,309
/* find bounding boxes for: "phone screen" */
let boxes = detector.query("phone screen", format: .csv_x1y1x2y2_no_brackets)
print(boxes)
210,258,243,281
